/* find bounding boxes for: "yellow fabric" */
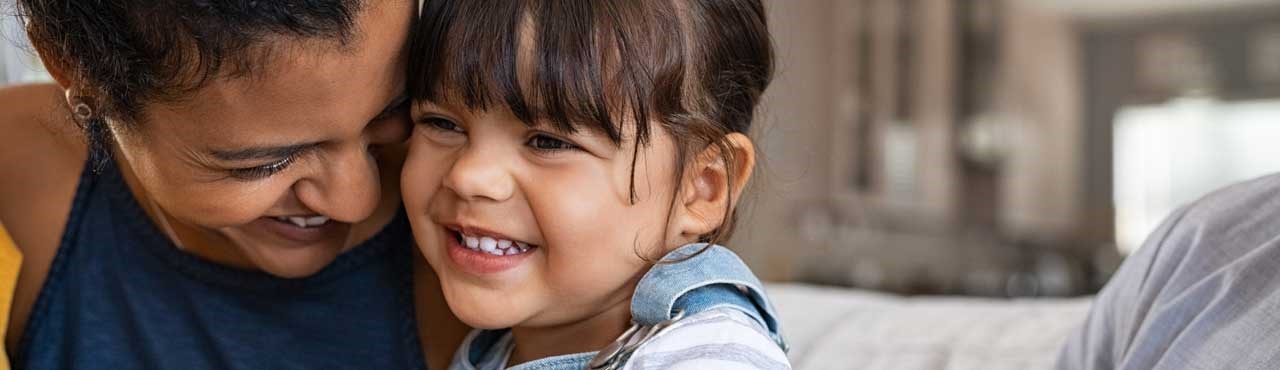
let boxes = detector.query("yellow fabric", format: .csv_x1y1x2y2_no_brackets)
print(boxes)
0,224,19,370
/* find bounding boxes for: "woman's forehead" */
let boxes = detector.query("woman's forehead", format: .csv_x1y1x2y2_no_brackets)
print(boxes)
136,1,414,150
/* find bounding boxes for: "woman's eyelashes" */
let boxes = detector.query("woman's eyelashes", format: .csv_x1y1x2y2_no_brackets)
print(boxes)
228,153,300,181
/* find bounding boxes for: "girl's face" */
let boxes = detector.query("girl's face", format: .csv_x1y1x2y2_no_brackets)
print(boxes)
402,100,685,331
109,0,415,278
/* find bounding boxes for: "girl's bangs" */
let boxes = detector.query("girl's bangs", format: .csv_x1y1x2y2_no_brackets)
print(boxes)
409,0,687,145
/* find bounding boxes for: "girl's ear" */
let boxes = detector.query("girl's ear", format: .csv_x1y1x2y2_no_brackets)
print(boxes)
671,133,756,242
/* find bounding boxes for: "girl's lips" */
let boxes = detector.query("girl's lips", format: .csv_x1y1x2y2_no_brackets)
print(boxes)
445,229,535,275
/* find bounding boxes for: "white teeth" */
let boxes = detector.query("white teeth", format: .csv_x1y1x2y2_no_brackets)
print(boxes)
458,232,533,256
479,237,498,253
277,215,330,228
305,216,329,226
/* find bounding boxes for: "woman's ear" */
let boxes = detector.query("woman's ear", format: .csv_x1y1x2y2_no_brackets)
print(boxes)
26,38,91,115
30,42,74,90
671,133,756,241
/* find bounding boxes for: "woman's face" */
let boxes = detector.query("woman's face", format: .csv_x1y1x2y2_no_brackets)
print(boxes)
108,0,415,278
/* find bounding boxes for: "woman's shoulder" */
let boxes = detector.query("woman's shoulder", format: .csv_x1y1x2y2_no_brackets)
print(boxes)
0,82,87,235
0,83,86,173
624,309,791,370
0,83,85,156
0,83,88,353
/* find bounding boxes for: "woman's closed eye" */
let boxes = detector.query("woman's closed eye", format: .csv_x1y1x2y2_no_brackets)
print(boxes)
228,154,298,181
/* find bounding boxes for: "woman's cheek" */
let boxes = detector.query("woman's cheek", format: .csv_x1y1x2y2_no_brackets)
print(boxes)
169,182,291,227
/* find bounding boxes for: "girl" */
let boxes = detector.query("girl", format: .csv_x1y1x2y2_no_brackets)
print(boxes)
402,1,789,369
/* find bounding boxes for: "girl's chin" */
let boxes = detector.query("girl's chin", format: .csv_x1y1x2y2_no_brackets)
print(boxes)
453,307,528,330
441,286,534,329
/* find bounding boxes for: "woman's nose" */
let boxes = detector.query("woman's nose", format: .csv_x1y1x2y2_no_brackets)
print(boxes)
293,145,381,223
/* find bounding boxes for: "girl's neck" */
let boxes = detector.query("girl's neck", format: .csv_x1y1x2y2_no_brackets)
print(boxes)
507,289,635,367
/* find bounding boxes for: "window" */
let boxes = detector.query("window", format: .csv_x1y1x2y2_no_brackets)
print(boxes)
1114,96,1280,254
1,14,51,85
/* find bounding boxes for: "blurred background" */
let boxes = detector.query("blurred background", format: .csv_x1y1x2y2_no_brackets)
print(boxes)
3,0,1280,298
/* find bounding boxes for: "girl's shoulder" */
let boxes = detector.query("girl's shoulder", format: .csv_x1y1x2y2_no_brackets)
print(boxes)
623,308,791,370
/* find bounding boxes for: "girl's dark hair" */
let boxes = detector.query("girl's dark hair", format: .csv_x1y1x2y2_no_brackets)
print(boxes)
16,0,368,151
409,0,774,248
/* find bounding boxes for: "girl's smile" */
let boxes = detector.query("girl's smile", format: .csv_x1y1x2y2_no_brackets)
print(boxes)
443,224,539,275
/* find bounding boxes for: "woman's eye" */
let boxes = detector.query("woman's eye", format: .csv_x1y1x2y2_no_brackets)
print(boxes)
228,155,297,181
526,134,579,152
419,117,464,133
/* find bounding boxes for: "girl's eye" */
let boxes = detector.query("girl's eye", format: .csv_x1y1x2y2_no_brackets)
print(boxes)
228,155,297,181
526,134,579,152
419,117,464,133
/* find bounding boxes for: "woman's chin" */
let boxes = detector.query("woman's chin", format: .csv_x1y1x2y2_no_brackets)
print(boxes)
238,241,346,278
221,219,353,278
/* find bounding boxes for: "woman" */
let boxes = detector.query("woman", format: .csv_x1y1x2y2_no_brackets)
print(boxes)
0,0,465,369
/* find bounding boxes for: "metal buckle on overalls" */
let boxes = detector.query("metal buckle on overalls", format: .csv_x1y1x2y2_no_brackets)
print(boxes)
587,309,688,370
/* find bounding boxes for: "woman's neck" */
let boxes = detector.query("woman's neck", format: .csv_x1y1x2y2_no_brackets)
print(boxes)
507,289,635,367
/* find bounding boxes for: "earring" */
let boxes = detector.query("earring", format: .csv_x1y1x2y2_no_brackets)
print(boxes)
72,101,94,121
65,89,96,121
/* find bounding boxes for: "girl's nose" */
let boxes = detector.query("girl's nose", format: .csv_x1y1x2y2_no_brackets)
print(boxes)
442,146,515,203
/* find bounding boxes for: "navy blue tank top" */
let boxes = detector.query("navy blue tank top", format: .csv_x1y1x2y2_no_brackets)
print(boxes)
14,155,426,370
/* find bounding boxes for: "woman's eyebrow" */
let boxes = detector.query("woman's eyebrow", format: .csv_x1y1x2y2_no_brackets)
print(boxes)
208,142,321,161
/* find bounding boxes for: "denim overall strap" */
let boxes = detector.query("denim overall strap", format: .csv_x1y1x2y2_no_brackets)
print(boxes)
630,243,787,351
454,244,788,370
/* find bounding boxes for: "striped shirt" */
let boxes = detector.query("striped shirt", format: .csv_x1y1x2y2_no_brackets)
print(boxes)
620,308,791,370
463,308,791,370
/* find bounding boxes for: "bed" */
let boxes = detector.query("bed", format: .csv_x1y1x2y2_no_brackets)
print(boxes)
767,283,1093,370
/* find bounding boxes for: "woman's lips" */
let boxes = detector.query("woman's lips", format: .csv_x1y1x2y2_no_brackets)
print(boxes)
247,216,347,245
445,229,535,275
